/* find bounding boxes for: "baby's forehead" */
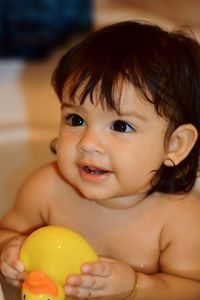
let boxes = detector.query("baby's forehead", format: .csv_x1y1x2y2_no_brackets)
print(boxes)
62,79,156,116
62,76,148,104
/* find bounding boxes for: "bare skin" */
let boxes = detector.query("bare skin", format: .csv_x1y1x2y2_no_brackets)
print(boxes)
1,163,200,299
1,84,200,299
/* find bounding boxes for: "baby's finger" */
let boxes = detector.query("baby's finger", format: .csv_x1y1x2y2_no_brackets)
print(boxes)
81,261,113,277
65,284,103,299
1,255,24,273
0,260,19,279
67,274,104,289
5,277,22,288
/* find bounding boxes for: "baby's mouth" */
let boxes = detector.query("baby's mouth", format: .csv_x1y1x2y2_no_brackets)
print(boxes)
82,166,110,175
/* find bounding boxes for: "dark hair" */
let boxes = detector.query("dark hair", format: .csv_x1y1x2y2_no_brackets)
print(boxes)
51,20,200,194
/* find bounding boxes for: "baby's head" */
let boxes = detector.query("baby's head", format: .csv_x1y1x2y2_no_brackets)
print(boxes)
52,20,200,195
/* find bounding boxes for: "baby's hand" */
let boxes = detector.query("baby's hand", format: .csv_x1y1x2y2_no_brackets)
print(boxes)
0,235,27,287
65,257,135,299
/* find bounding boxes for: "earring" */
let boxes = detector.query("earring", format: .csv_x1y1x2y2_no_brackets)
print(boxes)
50,138,57,154
163,157,175,167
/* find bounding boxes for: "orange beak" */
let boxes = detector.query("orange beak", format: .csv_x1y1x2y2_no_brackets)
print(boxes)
22,271,58,296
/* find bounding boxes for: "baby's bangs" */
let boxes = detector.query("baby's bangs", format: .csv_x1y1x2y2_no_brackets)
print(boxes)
67,69,132,112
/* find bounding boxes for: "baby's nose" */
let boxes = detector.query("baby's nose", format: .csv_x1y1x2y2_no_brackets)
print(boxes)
76,129,105,154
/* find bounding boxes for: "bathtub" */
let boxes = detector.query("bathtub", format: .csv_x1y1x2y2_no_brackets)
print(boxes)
0,58,60,219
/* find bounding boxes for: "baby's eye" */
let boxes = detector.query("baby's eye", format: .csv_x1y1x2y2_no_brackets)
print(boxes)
65,114,85,126
112,120,134,132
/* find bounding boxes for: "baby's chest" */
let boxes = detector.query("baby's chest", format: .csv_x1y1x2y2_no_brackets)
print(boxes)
69,214,161,274
50,201,162,273
94,223,161,273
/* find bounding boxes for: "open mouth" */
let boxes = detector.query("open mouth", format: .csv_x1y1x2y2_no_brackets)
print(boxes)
82,166,110,175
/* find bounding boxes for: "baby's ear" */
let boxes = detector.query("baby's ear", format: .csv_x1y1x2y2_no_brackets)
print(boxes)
164,124,198,167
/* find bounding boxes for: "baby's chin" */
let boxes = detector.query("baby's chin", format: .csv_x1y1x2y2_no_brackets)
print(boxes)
81,191,110,203
78,190,129,209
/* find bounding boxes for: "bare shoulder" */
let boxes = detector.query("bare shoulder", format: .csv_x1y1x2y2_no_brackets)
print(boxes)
164,190,200,226
17,161,74,211
20,161,62,190
0,162,69,232
160,190,200,280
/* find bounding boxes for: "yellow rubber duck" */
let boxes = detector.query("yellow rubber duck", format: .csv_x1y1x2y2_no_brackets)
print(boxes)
19,226,98,300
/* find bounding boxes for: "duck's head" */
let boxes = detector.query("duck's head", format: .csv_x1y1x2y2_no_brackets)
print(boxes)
20,226,98,300
21,271,65,300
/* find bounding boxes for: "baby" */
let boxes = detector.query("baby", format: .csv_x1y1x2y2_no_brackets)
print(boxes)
1,20,200,299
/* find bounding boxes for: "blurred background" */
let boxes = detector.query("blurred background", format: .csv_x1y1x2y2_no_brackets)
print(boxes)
0,0,200,217
0,1,200,298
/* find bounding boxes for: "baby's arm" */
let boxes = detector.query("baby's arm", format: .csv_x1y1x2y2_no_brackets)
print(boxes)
65,258,200,300
0,163,54,286
65,198,200,299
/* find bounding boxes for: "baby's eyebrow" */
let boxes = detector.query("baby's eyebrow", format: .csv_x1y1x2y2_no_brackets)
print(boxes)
118,110,147,122
61,103,147,122
61,103,83,111
61,103,75,109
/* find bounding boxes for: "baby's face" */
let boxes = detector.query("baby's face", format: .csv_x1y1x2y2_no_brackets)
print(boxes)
56,83,169,208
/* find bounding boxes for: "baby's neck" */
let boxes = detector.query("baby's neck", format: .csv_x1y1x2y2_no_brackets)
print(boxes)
91,193,148,210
